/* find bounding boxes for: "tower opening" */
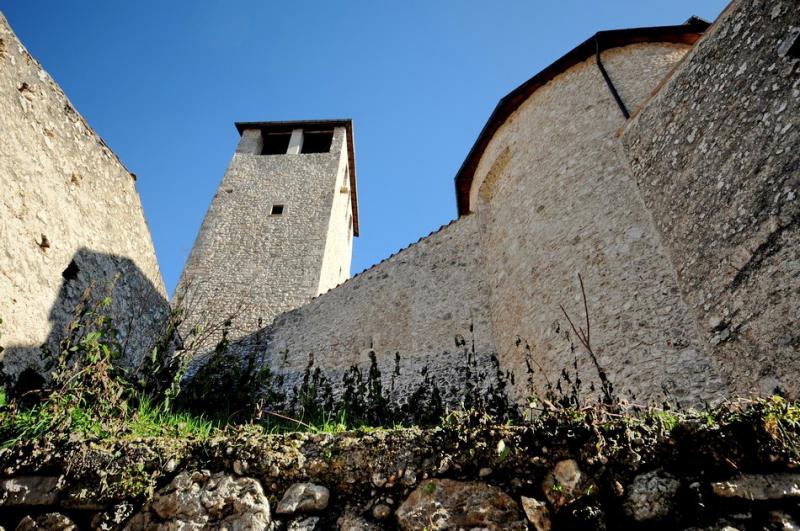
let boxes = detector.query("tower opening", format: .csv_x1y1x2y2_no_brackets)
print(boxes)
262,132,291,155
301,130,333,154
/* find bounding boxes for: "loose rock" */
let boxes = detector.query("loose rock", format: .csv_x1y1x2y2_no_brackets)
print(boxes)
396,479,526,530
276,482,330,515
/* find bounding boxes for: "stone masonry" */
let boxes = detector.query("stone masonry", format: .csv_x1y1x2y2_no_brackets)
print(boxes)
0,12,167,377
465,42,725,406
174,121,355,353
261,214,496,401
2,0,798,407
174,1,798,406
620,0,800,397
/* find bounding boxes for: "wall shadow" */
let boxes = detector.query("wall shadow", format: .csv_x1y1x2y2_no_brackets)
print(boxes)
1,247,170,386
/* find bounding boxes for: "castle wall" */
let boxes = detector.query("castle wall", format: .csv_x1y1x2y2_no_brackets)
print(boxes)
262,215,497,402
0,13,168,376
175,127,349,351
468,42,725,406
620,0,800,397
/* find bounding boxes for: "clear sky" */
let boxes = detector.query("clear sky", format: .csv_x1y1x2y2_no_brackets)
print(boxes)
1,1,729,295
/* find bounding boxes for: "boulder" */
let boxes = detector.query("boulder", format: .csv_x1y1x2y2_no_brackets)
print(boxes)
124,470,271,530
276,482,330,515
395,479,526,530
623,470,680,522
711,473,800,501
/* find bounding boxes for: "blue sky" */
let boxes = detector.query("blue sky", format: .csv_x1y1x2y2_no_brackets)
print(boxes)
1,1,728,295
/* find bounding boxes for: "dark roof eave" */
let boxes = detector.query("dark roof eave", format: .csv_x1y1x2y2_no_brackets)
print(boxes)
235,119,360,236
453,20,710,216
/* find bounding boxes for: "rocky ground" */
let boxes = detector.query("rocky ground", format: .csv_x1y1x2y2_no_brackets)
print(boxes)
0,399,798,530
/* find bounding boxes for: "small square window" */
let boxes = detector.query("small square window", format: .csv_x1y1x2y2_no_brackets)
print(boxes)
271,204,284,216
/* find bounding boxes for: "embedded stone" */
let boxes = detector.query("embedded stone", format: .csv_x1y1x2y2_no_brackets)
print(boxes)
337,510,382,530
372,503,392,520
396,479,526,530
124,471,270,530
520,496,551,531
287,516,319,531
711,473,800,500
768,511,799,530
542,459,585,508
0,476,60,506
15,513,76,531
276,482,330,515
623,470,680,522
91,502,135,531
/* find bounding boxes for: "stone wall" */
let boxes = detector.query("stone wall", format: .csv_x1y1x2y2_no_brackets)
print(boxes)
0,12,167,376
1,401,798,530
620,0,800,397
467,42,724,406
260,215,496,401
175,126,351,352
317,135,353,295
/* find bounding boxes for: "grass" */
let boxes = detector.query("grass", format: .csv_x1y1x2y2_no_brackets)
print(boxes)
126,395,217,439
0,391,402,449
0,393,218,447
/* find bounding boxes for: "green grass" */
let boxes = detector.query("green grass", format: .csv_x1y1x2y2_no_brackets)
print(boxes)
0,392,403,449
126,395,217,439
0,393,219,447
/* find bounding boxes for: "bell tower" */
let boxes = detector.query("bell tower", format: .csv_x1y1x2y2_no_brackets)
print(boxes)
176,119,358,344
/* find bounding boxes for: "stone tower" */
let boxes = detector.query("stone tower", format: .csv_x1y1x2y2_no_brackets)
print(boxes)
175,120,358,347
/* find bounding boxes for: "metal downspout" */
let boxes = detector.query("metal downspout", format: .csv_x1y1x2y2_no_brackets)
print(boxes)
595,34,630,119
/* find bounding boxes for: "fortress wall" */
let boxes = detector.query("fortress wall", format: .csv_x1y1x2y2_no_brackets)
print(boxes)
175,128,348,350
0,13,167,376
469,42,725,406
620,0,800,397
262,215,497,402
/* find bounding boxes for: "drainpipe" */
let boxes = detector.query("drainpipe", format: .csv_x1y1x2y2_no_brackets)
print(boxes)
595,34,630,119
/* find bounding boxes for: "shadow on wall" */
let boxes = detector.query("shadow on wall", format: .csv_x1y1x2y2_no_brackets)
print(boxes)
1,248,170,385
